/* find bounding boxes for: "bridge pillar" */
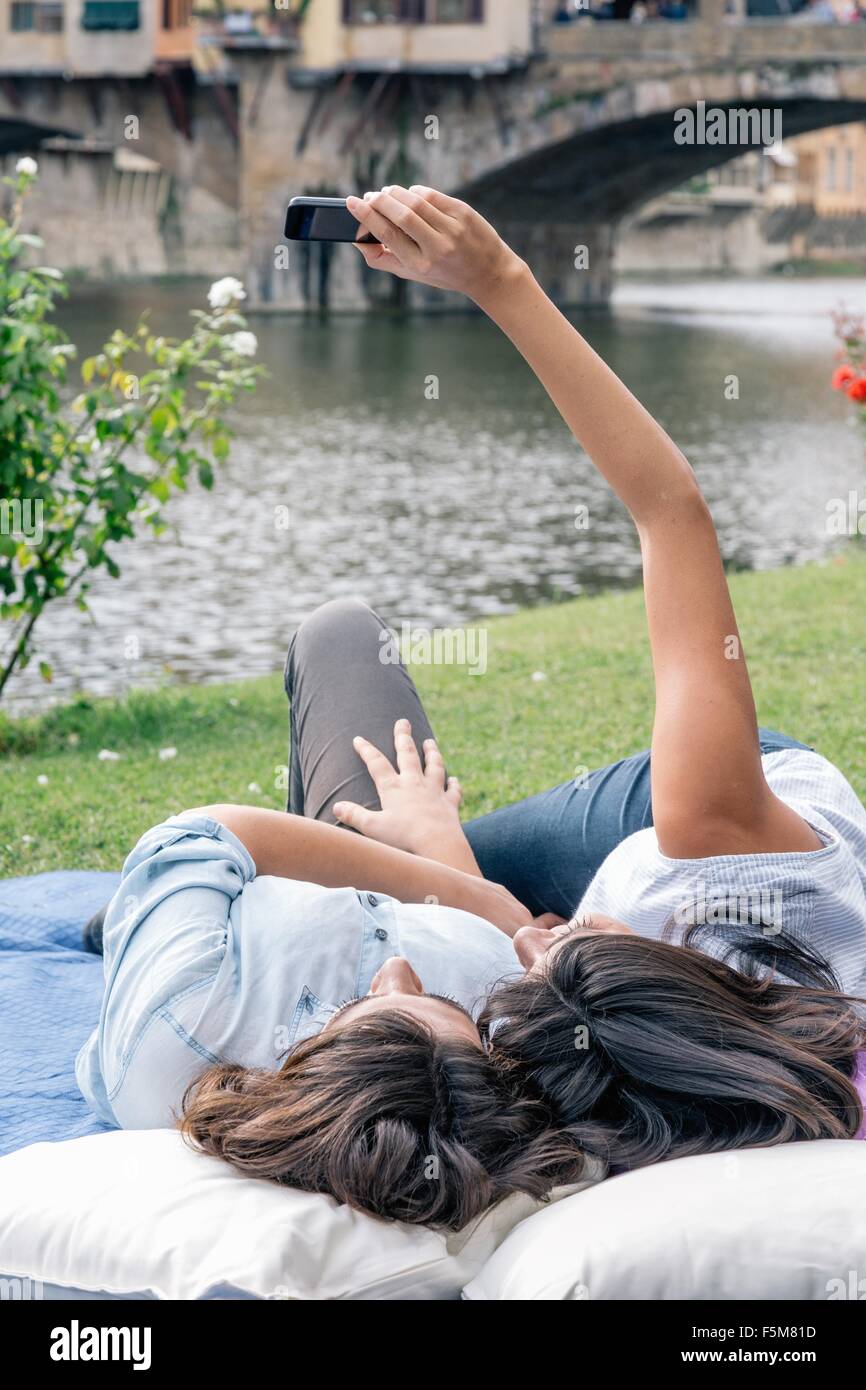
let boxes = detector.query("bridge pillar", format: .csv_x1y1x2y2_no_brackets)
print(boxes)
246,232,615,311
499,220,614,309
247,219,614,311
243,186,616,311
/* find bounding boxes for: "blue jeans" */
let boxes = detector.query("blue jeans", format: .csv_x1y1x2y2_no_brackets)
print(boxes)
285,599,810,921
464,729,811,919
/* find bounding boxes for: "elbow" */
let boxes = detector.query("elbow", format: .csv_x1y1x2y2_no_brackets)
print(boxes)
637,477,712,539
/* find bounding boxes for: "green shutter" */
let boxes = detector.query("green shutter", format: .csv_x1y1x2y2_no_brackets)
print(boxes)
81,1,141,31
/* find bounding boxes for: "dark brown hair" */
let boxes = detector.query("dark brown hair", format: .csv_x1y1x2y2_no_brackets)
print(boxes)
479,925,865,1173
180,1010,583,1230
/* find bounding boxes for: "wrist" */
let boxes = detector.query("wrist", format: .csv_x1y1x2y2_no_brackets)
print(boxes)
471,251,533,316
464,876,531,936
414,825,480,877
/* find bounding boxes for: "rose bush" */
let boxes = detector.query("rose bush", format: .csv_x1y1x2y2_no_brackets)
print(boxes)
0,162,263,701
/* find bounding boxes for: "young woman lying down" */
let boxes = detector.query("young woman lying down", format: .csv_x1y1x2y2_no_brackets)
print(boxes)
78,188,866,1232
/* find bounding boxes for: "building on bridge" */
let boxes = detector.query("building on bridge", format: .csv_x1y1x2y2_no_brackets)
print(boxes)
0,1,194,74
618,121,866,272
4,1,866,302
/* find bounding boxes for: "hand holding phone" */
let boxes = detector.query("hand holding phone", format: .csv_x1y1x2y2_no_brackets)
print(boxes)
284,196,380,244
346,185,520,306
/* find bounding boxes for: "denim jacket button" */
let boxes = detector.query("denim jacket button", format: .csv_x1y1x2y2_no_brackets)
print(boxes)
366,893,378,907
374,927,388,941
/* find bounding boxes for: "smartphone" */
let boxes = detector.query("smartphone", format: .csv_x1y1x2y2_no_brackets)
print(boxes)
283,196,379,244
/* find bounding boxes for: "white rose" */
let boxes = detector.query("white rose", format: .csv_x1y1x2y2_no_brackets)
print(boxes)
225,330,257,357
207,276,246,309
16,156,38,177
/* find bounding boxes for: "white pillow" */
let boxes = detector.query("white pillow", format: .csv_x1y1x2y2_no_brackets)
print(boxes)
0,1129,599,1301
464,1140,866,1300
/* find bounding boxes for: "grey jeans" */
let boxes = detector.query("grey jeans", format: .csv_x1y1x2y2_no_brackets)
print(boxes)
284,598,436,823
283,598,808,919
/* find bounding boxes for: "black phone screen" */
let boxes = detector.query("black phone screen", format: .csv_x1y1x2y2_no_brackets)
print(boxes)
284,202,377,244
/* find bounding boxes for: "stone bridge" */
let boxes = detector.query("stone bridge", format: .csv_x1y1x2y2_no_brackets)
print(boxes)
4,18,866,306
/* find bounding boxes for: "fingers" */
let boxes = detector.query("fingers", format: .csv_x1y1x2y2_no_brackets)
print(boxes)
353,241,388,265
408,185,468,221
332,800,377,836
353,243,414,281
422,736,460,805
387,185,457,236
347,193,421,262
532,912,569,930
352,734,397,790
423,737,446,788
367,188,445,249
393,718,422,777
349,188,450,267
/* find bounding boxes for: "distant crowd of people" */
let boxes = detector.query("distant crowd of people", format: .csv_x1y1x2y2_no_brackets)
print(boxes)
552,0,866,20
553,0,688,17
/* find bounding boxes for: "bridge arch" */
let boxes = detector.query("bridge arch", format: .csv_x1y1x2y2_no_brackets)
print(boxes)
456,96,866,225
435,67,866,304
0,116,76,159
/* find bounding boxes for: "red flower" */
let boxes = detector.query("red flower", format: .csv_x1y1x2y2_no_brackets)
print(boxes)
832,364,858,390
846,377,866,402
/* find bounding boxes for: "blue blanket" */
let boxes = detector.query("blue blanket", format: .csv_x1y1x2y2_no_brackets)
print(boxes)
0,871,120,1157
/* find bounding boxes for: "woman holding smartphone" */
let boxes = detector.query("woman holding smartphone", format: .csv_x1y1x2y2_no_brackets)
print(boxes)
337,185,866,1165
80,188,865,1229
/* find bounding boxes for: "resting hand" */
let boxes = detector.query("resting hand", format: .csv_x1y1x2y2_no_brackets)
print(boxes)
346,185,523,305
334,718,479,874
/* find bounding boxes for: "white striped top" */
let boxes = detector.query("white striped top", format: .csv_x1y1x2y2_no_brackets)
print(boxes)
577,748,866,1000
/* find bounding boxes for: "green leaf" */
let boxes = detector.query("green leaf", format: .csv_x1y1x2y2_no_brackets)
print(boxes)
38,660,53,684
148,477,171,503
150,405,174,436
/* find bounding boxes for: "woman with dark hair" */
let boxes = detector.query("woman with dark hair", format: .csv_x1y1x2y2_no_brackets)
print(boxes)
79,186,866,1221
336,183,866,1166
76,597,581,1231
478,928,865,1170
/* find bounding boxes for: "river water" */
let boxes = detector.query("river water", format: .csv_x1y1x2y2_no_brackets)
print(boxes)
6,274,865,710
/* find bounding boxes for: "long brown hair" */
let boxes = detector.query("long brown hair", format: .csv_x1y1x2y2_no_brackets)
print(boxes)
479,925,865,1173
180,1010,584,1230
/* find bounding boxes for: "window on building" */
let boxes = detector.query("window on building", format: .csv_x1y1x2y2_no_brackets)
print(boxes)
343,1,410,19
845,147,854,194
342,0,484,22
81,1,140,31
430,0,484,19
826,147,837,193
10,1,64,31
41,1,63,30
10,2,36,29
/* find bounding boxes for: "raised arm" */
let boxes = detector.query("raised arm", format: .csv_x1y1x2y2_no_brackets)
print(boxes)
348,187,820,857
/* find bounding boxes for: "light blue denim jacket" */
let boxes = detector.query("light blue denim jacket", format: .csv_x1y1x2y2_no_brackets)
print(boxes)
76,813,521,1129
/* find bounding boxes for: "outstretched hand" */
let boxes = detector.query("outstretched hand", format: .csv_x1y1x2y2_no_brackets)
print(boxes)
333,718,570,939
334,718,479,874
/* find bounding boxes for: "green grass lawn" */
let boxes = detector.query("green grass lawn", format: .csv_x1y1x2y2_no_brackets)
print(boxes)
2,550,866,878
